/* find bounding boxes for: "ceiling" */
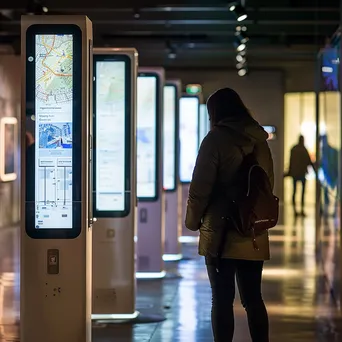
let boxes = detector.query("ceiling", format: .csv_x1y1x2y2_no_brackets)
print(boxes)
0,0,340,69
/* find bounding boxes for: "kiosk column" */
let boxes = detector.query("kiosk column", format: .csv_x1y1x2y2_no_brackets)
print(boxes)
21,16,93,342
179,95,200,241
163,80,182,261
92,48,138,319
137,68,165,278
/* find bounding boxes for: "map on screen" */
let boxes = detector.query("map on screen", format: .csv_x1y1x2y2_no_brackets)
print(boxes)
95,61,126,212
34,34,73,229
137,76,157,198
163,85,176,190
179,97,199,183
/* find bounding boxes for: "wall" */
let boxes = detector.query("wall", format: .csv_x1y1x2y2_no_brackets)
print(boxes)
166,69,285,200
0,55,21,228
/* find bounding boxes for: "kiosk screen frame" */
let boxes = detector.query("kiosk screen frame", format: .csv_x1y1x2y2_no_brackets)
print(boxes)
93,55,131,217
179,95,200,184
25,24,82,239
163,84,178,192
137,73,160,201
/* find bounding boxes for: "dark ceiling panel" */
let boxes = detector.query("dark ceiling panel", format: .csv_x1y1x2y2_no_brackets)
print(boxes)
0,1,339,68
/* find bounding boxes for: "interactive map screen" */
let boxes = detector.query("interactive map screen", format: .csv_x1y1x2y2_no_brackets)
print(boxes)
94,60,126,212
34,34,73,229
137,75,158,199
179,96,199,183
163,85,177,191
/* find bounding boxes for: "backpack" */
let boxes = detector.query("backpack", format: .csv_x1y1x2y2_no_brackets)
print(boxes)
221,145,279,250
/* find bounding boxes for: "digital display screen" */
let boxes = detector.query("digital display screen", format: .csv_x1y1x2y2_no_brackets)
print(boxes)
321,47,339,91
137,75,158,199
163,85,177,191
199,104,209,144
33,34,74,229
94,59,128,213
179,96,199,183
263,125,277,141
0,117,18,182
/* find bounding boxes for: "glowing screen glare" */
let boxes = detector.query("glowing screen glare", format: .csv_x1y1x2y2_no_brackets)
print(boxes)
179,96,199,183
137,76,157,198
163,85,177,191
95,61,126,211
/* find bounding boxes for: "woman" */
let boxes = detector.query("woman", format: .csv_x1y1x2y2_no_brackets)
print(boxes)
185,88,274,342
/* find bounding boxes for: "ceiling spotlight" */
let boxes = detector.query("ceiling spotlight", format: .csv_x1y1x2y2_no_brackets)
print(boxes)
236,54,246,63
133,8,141,19
236,62,245,69
236,42,246,52
235,30,249,44
166,41,177,59
238,68,248,77
231,4,248,22
236,25,247,32
229,4,236,11
26,0,48,15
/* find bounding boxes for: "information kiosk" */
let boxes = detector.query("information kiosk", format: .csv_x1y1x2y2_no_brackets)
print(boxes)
179,94,200,241
92,48,138,319
21,16,93,342
137,68,165,278
163,80,182,261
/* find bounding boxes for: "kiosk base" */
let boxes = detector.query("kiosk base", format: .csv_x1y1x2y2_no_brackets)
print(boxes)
92,312,166,325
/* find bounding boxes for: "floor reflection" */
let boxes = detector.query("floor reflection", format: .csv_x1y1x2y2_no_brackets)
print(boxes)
0,209,341,341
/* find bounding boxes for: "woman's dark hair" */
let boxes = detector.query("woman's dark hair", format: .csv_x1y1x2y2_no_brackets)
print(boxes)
206,87,251,124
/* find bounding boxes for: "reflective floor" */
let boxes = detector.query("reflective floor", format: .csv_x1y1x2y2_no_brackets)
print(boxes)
0,208,341,341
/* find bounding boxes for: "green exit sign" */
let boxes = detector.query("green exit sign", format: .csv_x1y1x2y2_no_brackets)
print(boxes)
186,84,202,94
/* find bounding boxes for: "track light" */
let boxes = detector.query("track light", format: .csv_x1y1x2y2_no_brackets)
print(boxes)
229,3,248,22
235,30,249,44
236,54,246,63
236,25,247,32
238,68,248,76
235,41,246,52
166,41,177,59
26,0,48,15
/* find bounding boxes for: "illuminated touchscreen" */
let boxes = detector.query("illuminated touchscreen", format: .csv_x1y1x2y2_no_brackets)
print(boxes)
137,75,157,199
179,96,199,183
163,85,177,191
35,34,73,229
95,60,126,212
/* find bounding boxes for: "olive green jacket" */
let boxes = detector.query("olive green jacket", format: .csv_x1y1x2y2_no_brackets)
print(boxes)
185,117,274,261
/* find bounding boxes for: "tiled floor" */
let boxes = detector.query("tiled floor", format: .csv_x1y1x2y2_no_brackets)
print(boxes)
0,210,341,341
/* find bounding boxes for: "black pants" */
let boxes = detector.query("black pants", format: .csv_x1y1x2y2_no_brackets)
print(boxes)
292,177,306,212
206,258,269,342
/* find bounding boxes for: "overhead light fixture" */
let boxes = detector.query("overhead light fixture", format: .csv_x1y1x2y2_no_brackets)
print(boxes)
236,42,246,52
235,30,249,44
26,0,48,15
230,3,248,22
236,25,247,32
166,41,177,59
238,68,248,77
133,8,140,19
236,54,246,63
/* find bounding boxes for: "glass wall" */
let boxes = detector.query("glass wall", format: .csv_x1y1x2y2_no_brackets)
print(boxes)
284,92,316,211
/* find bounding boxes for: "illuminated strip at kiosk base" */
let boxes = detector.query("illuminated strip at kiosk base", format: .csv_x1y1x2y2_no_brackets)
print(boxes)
92,311,139,321
163,253,183,261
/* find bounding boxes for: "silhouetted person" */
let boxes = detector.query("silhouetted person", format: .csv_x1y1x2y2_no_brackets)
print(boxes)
287,135,313,216
185,88,273,342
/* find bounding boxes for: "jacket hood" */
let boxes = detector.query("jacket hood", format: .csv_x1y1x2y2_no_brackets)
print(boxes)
214,116,269,145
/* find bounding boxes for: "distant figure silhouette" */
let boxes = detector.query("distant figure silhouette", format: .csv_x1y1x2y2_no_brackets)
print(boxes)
287,135,314,216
